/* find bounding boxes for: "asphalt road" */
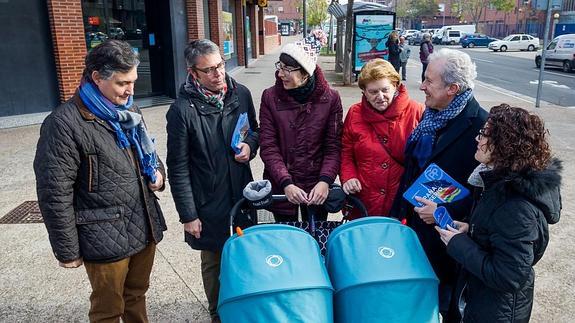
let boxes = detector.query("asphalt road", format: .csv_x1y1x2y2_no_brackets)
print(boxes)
422,45,575,107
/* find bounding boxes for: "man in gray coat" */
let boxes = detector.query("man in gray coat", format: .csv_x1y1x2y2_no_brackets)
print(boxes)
399,36,411,81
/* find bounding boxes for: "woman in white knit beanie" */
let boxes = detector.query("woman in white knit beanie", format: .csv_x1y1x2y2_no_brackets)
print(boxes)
259,29,344,222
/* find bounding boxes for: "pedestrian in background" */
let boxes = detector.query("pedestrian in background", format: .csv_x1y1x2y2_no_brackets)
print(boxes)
420,33,433,82
166,39,259,323
386,31,401,72
436,104,562,322
259,30,343,222
390,48,488,322
341,58,423,218
399,36,411,81
34,39,167,322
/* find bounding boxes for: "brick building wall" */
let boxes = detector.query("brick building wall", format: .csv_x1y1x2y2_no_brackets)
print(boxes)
235,1,246,66
187,0,206,40
47,0,87,102
209,0,225,55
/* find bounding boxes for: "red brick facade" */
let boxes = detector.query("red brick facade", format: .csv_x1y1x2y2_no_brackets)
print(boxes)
235,2,246,66
47,0,87,102
208,0,225,54
187,0,206,40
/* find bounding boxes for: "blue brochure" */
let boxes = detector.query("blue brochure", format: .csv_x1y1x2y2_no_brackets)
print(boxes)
231,112,250,154
434,206,458,230
403,163,470,207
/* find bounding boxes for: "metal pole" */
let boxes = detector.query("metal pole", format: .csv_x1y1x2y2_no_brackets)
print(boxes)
303,0,307,35
535,0,553,108
442,3,446,26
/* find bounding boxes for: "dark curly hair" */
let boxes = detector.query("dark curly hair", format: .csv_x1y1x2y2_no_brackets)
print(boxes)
483,104,551,172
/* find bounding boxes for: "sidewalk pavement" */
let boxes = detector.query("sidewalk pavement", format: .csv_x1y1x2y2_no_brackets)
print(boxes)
0,40,574,322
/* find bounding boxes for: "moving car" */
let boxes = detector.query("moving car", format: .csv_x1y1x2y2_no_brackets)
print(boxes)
535,34,575,73
460,34,498,48
488,34,539,52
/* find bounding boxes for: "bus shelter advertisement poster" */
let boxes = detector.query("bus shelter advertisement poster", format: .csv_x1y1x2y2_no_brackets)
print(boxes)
354,13,395,72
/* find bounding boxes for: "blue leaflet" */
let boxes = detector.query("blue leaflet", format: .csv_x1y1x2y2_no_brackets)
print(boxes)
403,163,470,207
231,112,250,154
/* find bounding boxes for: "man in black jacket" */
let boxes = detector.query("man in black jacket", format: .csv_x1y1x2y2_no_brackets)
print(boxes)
390,48,488,322
34,40,167,322
166,39,259,323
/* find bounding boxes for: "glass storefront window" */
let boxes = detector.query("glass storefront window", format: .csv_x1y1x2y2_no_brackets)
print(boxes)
81,0,153,97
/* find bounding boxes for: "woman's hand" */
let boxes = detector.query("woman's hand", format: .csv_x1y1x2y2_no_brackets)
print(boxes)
413,197,437,224
435,223,467,246
453,221,469,233
342,178,362,194
284,184,309,205
308,181,329,205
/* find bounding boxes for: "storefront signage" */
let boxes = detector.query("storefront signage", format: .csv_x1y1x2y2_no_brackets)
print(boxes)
223,11,235,57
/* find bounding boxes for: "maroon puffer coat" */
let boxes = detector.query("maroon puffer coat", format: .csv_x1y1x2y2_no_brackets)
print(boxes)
259,66,343,216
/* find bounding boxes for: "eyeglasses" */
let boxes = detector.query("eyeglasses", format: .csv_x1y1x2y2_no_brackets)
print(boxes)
478,128,489,140
275,61,301,74
194,60,226,75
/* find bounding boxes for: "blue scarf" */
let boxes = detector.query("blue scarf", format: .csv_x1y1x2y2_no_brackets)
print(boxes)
406,89,473,168
78,80,158,183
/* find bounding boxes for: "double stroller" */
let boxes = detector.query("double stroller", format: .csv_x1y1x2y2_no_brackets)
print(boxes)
217,181,439,322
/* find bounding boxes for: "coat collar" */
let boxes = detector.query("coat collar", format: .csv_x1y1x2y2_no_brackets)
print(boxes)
360,83,410,123
429,96,481,161
479,158,562,224
273,65,331,105
179,74,240,115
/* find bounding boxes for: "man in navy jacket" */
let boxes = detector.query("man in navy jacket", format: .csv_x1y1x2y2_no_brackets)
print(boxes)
390,48,488,322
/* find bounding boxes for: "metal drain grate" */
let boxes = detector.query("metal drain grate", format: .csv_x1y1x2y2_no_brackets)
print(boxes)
0,201,43,224
243,71,262,74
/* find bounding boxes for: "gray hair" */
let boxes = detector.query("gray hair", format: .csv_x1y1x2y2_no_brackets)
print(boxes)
83,39,139,80
422,33,431,40
184,39,220,67
428,48,476,93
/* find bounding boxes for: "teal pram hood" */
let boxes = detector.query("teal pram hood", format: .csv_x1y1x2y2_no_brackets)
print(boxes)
218,224,333,322
326,217,440,323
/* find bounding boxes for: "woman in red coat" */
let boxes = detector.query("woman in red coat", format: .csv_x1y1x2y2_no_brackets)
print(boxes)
341,58,423,218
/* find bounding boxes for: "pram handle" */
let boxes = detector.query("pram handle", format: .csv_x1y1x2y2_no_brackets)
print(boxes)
228,194,368,236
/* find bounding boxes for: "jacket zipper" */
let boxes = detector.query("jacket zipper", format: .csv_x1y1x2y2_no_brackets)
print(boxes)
88,155,93,192
129,147,157,242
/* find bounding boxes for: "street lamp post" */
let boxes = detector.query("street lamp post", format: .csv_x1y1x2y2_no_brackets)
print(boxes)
552,12,560,39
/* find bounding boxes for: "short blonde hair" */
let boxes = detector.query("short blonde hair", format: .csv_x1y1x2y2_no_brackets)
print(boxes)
358,58,401,90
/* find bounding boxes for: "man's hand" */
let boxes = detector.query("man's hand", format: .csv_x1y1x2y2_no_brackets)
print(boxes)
435,224,466,246
284,184,309,205
234,143,251,163
184,219,202,239
413,197,437,225
308,181,329,205
59,258,83,268
148,170,163,191
342,178,362,194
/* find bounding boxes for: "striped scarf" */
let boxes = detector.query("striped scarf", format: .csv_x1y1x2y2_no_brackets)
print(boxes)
184,74,227,109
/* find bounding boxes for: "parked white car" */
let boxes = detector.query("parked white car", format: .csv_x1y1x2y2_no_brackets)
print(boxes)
488,34,539,52
535,34,575,73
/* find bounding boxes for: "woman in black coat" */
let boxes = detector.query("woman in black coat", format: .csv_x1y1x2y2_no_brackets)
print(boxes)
436,104,562,322
386,31,401,72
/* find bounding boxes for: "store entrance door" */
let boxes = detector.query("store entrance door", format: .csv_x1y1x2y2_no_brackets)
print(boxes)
82,0,167,98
